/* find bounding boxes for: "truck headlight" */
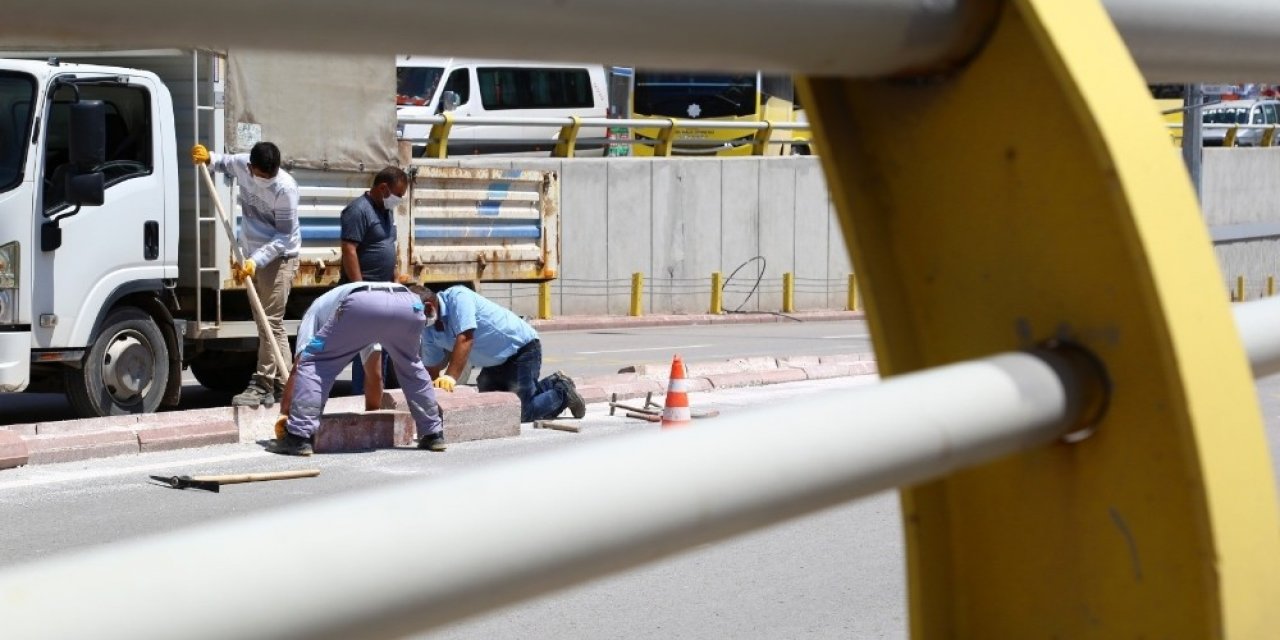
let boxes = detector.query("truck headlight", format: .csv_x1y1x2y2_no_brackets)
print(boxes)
0,242,17,325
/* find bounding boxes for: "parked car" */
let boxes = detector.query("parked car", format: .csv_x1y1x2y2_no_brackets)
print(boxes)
1202,99,1280,147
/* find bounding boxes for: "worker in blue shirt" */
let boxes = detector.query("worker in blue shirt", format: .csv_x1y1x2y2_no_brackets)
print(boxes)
421,286,585,422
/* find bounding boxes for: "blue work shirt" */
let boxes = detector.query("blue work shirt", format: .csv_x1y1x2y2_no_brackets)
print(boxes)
421,286,538,368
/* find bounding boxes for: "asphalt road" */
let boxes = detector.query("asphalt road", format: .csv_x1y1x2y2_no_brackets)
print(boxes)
0,319,871,426
0,377,903,639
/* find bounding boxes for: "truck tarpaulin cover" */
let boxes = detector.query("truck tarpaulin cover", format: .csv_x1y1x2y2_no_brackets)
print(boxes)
226,50,397,172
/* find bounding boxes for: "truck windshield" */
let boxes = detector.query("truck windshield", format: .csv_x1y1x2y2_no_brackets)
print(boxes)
634,73,758,119
0,72,36,193
397,67,444,107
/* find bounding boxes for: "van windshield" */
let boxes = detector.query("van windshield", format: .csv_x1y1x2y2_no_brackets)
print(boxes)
633,72,757,119
0,72,36,193
397,67,444,106
1203,108,1249,125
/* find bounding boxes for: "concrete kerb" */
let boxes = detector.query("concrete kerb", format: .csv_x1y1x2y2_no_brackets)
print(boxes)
0,350,878,470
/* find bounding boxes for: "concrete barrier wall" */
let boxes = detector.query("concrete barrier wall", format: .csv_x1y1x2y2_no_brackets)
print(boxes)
425,150,1279,315
434,157,853,316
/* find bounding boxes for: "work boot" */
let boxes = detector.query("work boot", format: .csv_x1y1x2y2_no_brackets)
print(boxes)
269,431,313,457
231,381,272,408
550,372,586,419
417,431,447,452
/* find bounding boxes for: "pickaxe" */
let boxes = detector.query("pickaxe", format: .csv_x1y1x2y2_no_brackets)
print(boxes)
150,469,320,493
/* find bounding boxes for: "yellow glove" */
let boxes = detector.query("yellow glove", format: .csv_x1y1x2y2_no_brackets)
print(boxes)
274,415,288,441
396,273,415,285
191,143,210,165
433,374,457,392
232,258,257,284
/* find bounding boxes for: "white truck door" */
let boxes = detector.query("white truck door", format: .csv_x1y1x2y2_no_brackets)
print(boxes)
32,76,167,349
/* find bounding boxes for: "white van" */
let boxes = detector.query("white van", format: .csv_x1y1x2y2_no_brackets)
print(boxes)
396,56,609,156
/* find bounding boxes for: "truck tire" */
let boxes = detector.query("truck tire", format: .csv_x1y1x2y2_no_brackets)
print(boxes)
189,351,257,393
66,307,170,417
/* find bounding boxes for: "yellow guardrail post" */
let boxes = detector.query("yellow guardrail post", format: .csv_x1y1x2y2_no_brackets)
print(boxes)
710,271,723,315
751,120,776,156
538,281,552,320
782,272,795,312
1225,125,1239,147
553,115,583,158
425,113,454,159
800,0,1280,636
654,119,678,157
630,272,643,317
1236,275,1246,301
1268,276,1275,297
1263,126,1278,148
847,273,858,311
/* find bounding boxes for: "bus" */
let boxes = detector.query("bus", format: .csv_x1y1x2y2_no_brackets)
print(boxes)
630,71,798,156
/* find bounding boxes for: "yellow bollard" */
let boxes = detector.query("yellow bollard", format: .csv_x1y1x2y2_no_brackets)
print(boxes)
847,273,858,311
1237,275,1246,302
1268,276,1275,298
538,281,552,320
710,271,723,315
782,272,795,313
630,272,643,317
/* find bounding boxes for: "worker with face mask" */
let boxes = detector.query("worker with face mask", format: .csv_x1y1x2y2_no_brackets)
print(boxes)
192,141,301,408
339,166,415,409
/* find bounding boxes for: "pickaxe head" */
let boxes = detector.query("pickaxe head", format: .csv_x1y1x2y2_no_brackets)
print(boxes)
150,475,221,493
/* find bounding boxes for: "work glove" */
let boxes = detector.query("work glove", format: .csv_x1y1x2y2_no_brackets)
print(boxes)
191,143,210,165
433,374,457,393
232,258,257,284
274,415,288,441
396,273,415,285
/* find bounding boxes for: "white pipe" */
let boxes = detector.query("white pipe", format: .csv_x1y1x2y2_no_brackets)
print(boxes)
1105,0,1280,82
1234,298,1280,378
0,351,1086,640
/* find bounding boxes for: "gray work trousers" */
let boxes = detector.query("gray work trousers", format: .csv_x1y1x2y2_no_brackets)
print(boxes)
286,289,442,440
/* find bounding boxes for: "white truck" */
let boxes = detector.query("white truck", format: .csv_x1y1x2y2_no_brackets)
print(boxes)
0,49,560,417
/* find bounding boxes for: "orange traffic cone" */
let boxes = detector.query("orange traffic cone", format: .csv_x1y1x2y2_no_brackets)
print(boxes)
662,354,692,429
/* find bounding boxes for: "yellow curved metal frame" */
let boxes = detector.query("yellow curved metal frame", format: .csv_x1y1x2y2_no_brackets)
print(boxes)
800,0,1280,636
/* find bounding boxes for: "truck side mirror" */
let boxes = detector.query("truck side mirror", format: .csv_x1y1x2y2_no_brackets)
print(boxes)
66,171,105,207
439,91,461,114
69,99,106,169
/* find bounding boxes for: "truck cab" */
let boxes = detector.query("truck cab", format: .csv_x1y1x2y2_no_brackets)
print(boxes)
0,58,181,415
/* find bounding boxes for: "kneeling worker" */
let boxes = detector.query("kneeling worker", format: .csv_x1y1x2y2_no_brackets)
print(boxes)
420,286,585,422
271,282,445,456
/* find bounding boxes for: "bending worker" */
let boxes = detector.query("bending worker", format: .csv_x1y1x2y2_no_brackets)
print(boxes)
420,286,585,422
192,141,300,409
270,282,446,456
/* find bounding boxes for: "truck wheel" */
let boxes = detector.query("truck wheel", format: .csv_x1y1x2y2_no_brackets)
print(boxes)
189,351,257,393
66,307,169,417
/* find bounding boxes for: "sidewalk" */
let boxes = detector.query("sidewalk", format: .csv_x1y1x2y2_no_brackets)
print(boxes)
530,310,863,332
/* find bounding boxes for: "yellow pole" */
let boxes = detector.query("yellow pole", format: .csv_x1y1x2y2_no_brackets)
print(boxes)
538,281,552,320
847,273,858,311
1268,276,1275,297
782,272,795,313
1237,275,1246,302
630,272,643,317
710,271,723,314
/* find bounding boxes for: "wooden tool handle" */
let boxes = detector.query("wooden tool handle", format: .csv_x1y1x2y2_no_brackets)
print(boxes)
192,469,321,485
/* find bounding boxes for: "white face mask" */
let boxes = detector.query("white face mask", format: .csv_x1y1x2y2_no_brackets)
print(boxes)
382,193,403,210
253,175,275,188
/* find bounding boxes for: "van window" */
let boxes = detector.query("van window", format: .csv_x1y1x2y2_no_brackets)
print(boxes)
477,68,593,111
442,68,470,107
1265,104,1278,125
43,82,152,213
1253,107,1265,125
397,67,444,106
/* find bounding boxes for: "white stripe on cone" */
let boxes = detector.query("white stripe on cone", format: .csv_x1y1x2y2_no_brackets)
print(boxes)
666,379,693,393
662,407,692,422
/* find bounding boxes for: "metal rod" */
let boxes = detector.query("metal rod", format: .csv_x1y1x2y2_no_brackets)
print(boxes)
0,350,1092,640
1181,84,1204,199
1233,298,1280,378
3,0,981,77
1105,0,1280,82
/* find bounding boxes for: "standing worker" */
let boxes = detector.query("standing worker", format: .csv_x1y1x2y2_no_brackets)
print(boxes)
420,286,586,422
340,166,413,407
192,141,300,408
271,282,446,456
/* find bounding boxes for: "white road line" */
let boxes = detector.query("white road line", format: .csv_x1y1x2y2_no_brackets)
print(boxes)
0,450,272,491
821,334,871,339
576,344,712,355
